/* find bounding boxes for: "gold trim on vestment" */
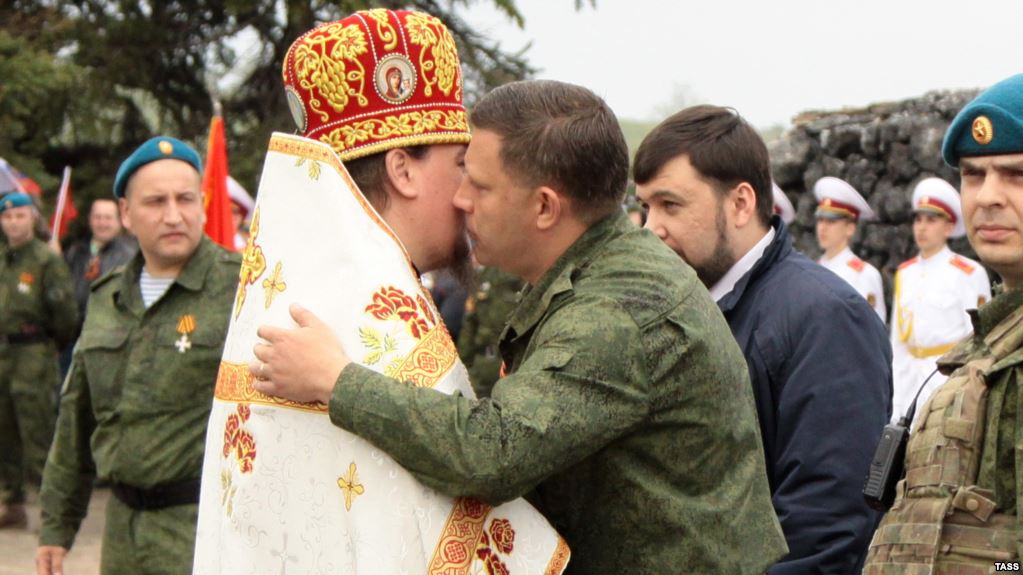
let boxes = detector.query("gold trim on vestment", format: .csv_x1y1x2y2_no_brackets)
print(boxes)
427,497,492,574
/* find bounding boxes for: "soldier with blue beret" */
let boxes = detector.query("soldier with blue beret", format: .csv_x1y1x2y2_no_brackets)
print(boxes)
866,73,1023,572
36,136,241,574
112,136,202,199
0,191,78,530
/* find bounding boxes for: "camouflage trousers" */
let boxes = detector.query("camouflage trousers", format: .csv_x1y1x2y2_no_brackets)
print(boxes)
101,496,198,575
0,342,58,504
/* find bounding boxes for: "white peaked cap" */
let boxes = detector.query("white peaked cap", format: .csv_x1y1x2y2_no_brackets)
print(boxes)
813,176,876,222
912,177,965,238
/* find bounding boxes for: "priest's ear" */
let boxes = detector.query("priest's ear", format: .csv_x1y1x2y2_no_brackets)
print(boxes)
384,147,428,201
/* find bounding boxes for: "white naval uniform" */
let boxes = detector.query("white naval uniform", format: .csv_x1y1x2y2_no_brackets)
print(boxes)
819,246,886,322
890,246,991,423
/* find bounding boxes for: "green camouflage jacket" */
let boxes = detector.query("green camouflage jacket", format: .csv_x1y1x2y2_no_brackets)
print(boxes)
39,237,240,549
0,238,78,347
330,211,787,574
938,284,1023,550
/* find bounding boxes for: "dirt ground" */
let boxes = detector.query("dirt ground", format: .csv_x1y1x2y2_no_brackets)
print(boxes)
0,488,107,575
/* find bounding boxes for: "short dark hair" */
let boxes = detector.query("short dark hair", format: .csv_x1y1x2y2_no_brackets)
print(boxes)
633,105,773,227
470,80,628,222
345,145,429,212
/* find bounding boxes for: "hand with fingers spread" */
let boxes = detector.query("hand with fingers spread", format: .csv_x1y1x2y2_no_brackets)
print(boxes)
251,304,350,405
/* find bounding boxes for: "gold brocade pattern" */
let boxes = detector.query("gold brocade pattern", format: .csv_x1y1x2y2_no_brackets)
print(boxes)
391,325,457,388
544,538,571,575
427,497,492,575
215,361,327,413
404,12,461,99
235,208,267,319
319,109,468,155
292,22,369,123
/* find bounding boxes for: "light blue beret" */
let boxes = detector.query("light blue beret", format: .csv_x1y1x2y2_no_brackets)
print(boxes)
0,192,33,213
113,136,202,198
942,74,1023,167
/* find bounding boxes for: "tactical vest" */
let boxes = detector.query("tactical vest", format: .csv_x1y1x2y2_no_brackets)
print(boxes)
863,306,1023,574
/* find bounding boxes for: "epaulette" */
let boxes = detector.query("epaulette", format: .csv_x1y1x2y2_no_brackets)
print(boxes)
950,255,975,275
89,264,125,292
898,257,918,270
847,258,865,272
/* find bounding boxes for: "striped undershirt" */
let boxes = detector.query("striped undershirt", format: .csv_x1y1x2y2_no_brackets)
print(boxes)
139,269,175,309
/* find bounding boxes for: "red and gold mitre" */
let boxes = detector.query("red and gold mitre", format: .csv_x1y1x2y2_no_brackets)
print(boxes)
282,9,472,161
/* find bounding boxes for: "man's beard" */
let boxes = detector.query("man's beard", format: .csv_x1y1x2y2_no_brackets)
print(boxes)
446,232,478,293
690,204,736,289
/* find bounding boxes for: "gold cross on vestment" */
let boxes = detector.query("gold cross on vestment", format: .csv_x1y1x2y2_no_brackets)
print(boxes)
262,261,287,309
337,462,364,511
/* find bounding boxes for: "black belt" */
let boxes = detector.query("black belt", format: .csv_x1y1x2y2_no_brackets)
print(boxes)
0,332,49,345
110,478,201,511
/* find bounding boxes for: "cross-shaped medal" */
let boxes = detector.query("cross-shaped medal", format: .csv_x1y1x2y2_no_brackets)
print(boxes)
175,314,196,354
175,334,192,353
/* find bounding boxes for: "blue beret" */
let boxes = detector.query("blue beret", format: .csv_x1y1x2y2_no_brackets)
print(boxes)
113,136,202,198
942,74,1023,167
0,192,33,213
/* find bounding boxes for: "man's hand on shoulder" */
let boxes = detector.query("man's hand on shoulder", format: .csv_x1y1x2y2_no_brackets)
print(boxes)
252,304,349,404
36,545,67,575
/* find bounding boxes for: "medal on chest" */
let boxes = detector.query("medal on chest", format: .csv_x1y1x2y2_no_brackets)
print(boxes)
176,314,196,353
17,272,33,294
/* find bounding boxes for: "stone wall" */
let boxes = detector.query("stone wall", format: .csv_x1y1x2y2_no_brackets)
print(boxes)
769,88,984,308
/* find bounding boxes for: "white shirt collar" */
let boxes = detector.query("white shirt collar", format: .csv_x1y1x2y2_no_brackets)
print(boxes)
710,227,775,302
820,245,853,265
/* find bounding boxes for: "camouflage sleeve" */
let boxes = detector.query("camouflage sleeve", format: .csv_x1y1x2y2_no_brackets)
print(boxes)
329,296,648,504
42,255,79,347
38,352,97,549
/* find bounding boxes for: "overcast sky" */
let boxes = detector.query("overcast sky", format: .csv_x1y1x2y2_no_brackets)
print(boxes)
461,0,1023,128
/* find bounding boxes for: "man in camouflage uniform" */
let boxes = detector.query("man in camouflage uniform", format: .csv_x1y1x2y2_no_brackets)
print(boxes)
36,136,241,575
0,192,78,529
864,73,1023,572
457,265,522,396
253,80,788,573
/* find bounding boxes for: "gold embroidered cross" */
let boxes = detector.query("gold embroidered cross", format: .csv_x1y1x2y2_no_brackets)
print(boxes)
262,261,287,309
337,462,364,511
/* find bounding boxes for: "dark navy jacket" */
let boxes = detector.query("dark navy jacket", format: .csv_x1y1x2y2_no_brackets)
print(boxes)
717,217,892,575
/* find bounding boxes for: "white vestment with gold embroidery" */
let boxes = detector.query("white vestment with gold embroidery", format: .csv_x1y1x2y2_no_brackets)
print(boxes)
192,133,569,575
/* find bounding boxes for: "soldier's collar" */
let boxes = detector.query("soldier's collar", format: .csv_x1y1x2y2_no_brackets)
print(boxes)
172,236,217,292
505,211,627,340
972,285,1023,339
4,237,40,259
116,236,216,313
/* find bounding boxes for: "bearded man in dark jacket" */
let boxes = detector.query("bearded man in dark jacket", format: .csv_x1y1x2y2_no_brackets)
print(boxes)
635,105,893,575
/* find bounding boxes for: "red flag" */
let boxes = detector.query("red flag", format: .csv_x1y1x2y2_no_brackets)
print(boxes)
202,115,235,250
50,166,78,240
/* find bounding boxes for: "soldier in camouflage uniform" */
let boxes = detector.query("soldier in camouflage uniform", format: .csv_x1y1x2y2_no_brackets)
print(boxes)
864,73,1023,573
457,266,522,396
254,80,787,573
0,192,78,529
36,137,241,575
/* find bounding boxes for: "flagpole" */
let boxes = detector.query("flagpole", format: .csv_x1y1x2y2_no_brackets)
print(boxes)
52,166,72,241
